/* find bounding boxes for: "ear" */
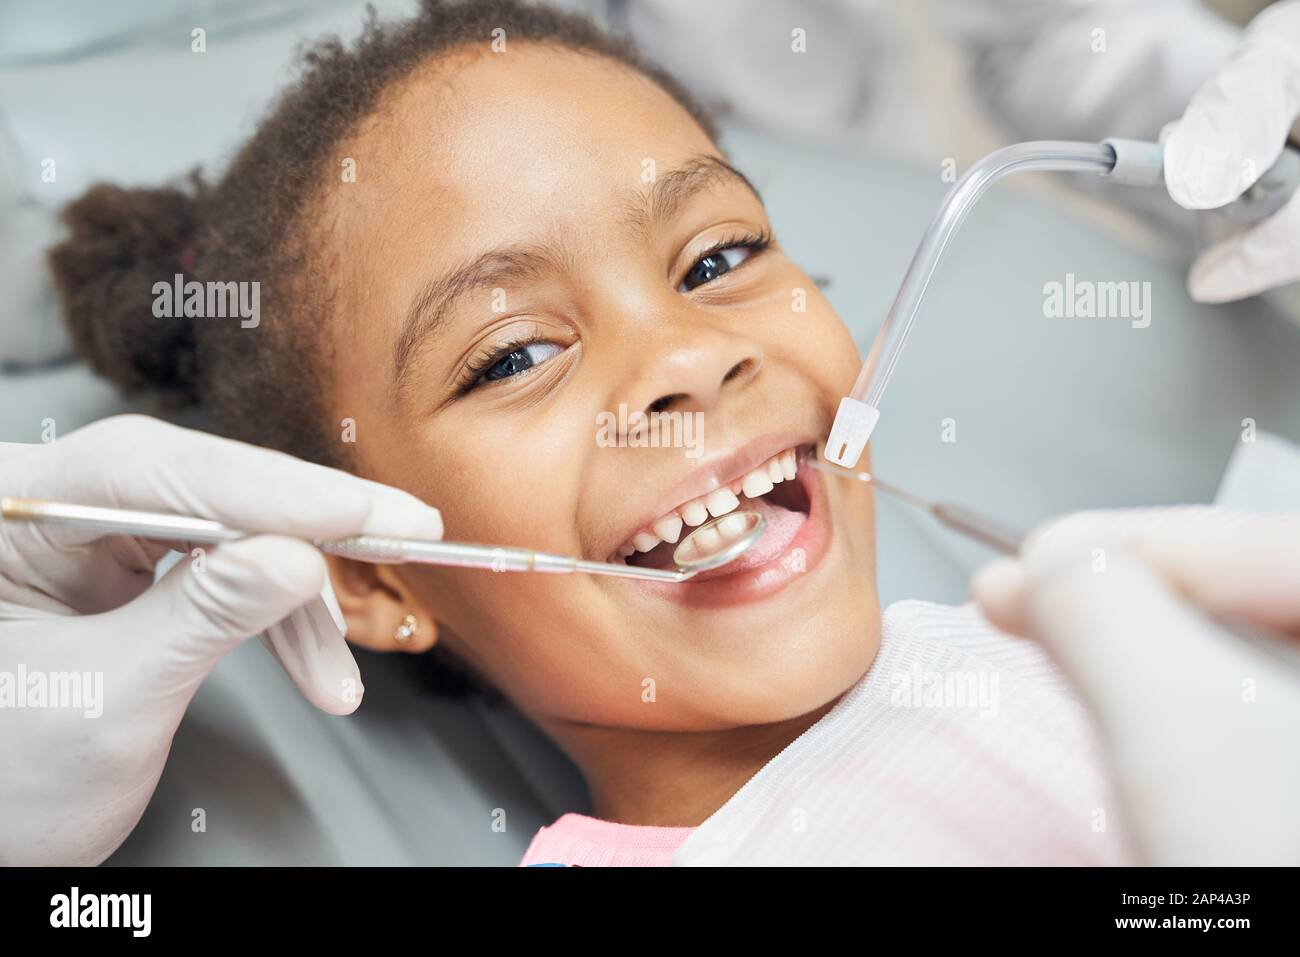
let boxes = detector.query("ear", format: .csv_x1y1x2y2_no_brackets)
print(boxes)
325,555,439,654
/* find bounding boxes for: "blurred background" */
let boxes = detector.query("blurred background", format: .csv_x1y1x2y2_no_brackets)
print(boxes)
1,0,1297,864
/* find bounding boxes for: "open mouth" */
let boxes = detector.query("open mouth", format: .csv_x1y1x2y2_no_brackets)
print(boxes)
610,443,813,573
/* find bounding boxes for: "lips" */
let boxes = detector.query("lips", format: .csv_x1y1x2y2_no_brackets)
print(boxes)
604,434,814,564
631,447,832,606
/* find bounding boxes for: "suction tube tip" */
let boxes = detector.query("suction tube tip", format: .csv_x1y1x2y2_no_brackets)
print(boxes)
824,397,879,469
1099,138,1165,188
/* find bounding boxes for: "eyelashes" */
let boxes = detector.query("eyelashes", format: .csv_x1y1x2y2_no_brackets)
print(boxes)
678,227,772,292
457,228,774,394
456,332,553,394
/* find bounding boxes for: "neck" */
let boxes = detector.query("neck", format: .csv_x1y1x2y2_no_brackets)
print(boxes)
537,697,843,827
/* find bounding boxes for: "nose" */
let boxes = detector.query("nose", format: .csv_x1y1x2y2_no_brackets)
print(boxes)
616,322,764,420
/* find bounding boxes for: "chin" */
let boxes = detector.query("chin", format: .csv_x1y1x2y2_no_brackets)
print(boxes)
669,584,882,730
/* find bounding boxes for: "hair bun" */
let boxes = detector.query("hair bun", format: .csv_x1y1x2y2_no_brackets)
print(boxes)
48,178,205,404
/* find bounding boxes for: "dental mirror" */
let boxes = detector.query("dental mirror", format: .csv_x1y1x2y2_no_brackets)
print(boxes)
671,509,766,573
0,497,769,585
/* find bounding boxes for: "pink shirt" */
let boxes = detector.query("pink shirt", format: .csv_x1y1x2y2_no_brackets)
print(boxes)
520,813,694,867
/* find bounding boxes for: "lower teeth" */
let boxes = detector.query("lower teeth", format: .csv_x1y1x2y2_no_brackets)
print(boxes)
626,495,807,571
622,447,811,570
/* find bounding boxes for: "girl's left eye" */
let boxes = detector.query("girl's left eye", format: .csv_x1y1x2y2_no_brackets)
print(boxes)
679,244,758,293
478,341,563,385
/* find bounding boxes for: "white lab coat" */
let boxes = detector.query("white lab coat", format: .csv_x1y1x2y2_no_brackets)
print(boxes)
611,0,1238,158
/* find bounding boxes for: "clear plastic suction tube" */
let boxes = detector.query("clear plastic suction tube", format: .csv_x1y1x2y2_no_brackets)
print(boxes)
824,140,1119,468
824,137,1300,469
853,141,1116,409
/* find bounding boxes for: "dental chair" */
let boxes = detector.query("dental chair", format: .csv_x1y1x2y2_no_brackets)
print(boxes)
4,0,1298,865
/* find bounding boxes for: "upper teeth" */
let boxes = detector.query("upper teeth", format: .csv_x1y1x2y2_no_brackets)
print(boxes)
616,448,799,557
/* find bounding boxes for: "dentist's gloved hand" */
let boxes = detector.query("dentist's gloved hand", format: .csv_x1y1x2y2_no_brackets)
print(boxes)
972,509,1300,865
0,415,443,865
1163,0,1300,302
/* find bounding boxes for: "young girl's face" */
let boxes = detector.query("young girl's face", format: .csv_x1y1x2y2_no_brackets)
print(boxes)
321,44,878,731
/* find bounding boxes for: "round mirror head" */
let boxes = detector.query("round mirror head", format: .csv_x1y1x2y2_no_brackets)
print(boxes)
671,510,766,573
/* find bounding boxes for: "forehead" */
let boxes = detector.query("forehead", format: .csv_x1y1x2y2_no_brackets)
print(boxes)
335,43,720,249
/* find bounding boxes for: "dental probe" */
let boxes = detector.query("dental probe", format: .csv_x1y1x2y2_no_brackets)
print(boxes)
0,497,765,584
825,139,1300,469
807,461,1021,555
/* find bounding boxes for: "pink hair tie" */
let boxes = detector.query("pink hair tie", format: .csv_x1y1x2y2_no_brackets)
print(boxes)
178,246,196,271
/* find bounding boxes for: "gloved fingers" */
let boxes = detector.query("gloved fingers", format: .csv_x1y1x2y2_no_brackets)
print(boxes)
258,585,364,716
1186,189,1300,302
1013,549,1249,729
974,506,1300,645
1017,506,1258,574
1161,2,1300,210
969,556,1032,638
1016,550,1300,865
975,517,1290,756
0,440,42,467
116,534,330,702
1128,513,1300,637
7,415,442,549
0,523,175,619
972,506,1263,637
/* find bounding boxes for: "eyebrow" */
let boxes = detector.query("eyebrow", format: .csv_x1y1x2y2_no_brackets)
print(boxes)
625,154,764,235
392,154,763,393
393,243,561,394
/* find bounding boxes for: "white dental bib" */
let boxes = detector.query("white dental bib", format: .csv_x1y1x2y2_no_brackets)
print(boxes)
673,600,1132,866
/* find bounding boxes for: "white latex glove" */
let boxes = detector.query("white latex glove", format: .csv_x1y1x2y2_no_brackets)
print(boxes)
972,508,1300,866
1162,0,1300,303
0,415,443,865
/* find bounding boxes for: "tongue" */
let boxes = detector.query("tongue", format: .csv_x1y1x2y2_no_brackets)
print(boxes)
719,495,807,570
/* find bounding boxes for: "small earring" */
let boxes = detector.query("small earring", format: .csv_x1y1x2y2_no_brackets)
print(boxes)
394,613,419,645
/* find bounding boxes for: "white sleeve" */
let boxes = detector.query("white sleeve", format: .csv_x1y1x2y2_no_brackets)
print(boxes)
611,0,928,153
934,0,1243,245
933,0,1239,142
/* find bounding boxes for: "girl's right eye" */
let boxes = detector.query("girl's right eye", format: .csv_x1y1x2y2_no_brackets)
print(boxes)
484,342,561,381
468,340,563,389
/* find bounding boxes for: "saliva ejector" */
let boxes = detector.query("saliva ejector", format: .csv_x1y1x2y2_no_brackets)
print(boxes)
824,138,1300,469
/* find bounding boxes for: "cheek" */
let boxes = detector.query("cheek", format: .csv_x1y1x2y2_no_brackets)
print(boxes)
806,291,862,392
405,559,670,729
377,412,588,549
403,565,629,720
764,282,861,397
